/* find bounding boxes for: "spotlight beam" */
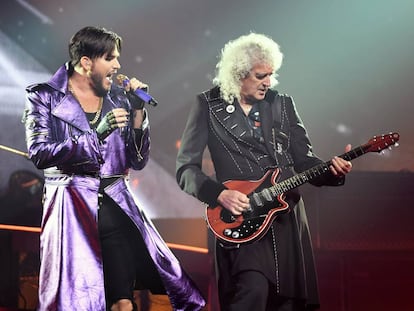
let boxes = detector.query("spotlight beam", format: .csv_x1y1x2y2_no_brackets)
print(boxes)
15,0,54,25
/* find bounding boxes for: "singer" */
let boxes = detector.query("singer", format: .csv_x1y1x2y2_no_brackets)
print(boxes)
23,26,205,311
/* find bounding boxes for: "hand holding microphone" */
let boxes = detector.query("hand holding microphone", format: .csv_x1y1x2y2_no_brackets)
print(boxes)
116,74,158,108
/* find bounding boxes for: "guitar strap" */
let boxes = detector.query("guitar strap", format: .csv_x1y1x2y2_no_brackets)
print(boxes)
270,93,293,167
271,93,282,126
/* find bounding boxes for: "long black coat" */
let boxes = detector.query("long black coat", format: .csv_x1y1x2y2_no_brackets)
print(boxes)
176,86,344,308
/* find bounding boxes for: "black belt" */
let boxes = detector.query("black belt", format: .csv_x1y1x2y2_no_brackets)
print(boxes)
44,168,100,179
99,177,120,192
44,168,125,188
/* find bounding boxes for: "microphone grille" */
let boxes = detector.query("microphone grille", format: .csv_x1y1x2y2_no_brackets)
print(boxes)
116,74,128,86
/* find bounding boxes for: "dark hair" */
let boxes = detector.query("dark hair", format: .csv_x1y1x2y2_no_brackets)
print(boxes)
68,26,122,67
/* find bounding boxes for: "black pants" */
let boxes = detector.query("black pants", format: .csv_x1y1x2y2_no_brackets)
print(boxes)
220,270,307,311
98,192,140,309
97,187,164,311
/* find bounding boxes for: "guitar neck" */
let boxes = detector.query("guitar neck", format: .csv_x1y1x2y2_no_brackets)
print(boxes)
272,144,370,196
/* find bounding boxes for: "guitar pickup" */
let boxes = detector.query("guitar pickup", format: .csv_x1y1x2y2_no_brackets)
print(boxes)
262,188,273,202
251,193,263,207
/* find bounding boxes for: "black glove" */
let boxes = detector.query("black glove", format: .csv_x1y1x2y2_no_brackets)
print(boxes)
96,110,120,141
126,91,145,110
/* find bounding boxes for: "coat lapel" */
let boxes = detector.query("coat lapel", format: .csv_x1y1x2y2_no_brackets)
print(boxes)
210,100,254,144
52,95,91,132
207,87,280,155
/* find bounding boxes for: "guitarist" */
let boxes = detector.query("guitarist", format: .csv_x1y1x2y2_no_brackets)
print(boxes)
176,33,353,311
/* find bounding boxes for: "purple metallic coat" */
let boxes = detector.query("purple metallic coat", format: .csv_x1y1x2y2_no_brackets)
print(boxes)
24,64,206,311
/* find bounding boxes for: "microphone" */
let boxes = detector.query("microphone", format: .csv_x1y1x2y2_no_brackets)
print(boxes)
116,74,158,107
132,88,158,107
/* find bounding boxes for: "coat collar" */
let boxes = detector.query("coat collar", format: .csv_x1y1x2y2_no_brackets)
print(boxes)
47,62,72,94
46,63,112,132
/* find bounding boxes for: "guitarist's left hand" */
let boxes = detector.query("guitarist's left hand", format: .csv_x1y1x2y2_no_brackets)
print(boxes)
329,144,353,176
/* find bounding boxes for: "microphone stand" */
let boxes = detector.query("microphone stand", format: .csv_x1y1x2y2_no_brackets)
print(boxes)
0,144,29,159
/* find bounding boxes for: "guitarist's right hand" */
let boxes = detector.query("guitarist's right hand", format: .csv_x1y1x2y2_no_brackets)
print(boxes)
217,189,250,216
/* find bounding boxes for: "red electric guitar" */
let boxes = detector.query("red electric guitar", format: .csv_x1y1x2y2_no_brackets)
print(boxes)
205,132,400,244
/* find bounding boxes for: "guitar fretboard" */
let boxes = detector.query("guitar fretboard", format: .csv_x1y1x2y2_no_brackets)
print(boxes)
269,144,370,197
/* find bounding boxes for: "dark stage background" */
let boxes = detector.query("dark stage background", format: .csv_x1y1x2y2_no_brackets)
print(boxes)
0,1,413,310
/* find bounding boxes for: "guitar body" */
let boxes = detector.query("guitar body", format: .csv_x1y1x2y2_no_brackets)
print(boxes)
205,168,290,244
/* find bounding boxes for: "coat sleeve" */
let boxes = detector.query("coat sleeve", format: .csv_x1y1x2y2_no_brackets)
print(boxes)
126,109,150,170
285,96,344,187
109,85,150,171
24,87,103,171
176,94,226,206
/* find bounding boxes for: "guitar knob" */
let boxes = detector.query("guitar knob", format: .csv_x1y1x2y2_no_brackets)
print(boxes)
231,231,240,238
224,229,232,236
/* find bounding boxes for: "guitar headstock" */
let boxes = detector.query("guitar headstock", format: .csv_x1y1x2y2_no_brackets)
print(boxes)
365,132,400,153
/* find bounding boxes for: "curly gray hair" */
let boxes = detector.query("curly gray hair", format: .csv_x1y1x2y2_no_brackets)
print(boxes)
213,33,283,103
